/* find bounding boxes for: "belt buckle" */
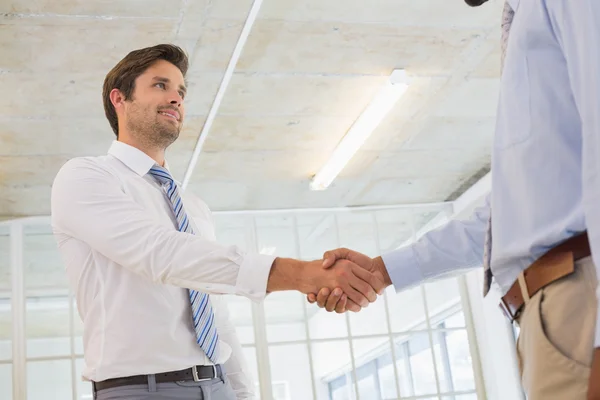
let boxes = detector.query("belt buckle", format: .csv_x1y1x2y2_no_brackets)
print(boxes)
191,365,217,382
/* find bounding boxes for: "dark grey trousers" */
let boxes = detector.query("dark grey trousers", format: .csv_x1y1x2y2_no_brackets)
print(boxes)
93,374,237,400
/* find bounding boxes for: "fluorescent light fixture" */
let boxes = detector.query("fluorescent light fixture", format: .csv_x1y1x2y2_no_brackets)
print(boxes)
310,69,409,191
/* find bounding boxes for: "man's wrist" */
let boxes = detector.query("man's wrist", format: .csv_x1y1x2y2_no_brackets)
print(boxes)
267,257,313,293
373,256,392,287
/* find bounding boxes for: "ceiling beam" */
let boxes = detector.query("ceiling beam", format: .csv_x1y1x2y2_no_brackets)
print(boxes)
181,0,265,189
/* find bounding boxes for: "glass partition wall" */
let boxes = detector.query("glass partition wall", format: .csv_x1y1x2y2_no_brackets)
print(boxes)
0,224,12,400
1,203,486,400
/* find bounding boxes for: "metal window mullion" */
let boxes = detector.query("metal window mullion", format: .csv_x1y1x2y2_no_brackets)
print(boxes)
420,285,443,398
402,343,415,397
10,222,25,400
372,212,403,399
26,354,78,362
251,302,271,400
333,214,359,400
438,329,454,397
248,216,273,400
293,215,319,400
242,327,477,347
372,358,383,400
411,207,442,398
345,371,353,399
458,275,487,399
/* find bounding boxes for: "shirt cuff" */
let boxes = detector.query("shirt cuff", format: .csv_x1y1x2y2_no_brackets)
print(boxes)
381,245,424,292
236,253,276,302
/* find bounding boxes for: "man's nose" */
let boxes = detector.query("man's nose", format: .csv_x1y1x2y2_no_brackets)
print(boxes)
168,91,183,106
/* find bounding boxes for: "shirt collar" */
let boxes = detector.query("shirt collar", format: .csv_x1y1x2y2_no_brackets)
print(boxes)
507,0,519,11
108,140,171,177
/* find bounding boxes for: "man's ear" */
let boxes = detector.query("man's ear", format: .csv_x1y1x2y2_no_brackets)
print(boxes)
109,88,126,111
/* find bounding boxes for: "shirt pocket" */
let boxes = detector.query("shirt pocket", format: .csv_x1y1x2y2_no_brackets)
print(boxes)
494,52,532,149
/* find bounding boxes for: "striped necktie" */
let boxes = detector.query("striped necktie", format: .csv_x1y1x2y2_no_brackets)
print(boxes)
483,2,515,296
148,165,220,362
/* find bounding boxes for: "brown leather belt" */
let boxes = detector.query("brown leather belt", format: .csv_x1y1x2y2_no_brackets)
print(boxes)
499,232,591,322
92,365,222,392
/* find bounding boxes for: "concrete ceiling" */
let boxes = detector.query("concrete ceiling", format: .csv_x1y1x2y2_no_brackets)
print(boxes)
0,0,501,219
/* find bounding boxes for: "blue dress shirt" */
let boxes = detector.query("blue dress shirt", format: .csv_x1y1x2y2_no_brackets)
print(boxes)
383,0,600,346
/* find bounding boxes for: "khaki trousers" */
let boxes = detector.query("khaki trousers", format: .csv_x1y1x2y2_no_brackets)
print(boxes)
515,256,597,399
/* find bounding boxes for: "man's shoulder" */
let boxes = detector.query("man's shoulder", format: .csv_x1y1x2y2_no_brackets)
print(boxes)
63,153,113,167
54,154,122,183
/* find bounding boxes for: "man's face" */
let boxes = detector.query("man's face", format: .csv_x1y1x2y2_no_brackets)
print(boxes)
123,59,187,148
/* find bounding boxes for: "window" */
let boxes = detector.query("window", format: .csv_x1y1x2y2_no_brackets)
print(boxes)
329,375,348,400
376,354,397,400
327,310,477,400
0,225,11,363
6,204,486,400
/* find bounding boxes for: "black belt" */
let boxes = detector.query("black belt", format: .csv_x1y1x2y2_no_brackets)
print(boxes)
92,365,223,392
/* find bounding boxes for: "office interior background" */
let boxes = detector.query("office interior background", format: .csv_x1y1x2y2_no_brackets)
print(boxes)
0,0,525,399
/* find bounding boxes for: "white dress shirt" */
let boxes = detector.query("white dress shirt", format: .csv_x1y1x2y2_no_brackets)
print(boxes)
51,141,275,397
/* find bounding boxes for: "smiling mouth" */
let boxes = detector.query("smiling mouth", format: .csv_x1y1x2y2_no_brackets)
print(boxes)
158,111,179,122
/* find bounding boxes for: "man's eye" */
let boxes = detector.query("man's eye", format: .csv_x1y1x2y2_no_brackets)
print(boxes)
155,82,166,89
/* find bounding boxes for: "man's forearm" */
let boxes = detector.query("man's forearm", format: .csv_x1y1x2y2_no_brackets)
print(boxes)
266,257,313,293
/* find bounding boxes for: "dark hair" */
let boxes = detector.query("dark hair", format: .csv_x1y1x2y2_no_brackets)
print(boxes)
463,0,489,6
102,44,189,137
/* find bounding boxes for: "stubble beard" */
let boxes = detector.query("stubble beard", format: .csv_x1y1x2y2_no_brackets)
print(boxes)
126,104,181,150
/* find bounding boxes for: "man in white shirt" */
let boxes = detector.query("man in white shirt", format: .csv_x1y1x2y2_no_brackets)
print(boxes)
51,44,386,400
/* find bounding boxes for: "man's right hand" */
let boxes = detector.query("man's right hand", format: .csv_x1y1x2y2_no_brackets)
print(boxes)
266,256,386,311
306,248,392,313
305,257,387,309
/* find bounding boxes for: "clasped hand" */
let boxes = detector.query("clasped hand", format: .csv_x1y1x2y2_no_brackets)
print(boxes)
306,248,391,313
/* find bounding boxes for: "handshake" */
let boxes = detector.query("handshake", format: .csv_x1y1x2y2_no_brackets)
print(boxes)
267,248,392,314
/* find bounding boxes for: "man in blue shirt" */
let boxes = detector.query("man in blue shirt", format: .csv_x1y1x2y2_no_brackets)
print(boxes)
309,0,600,398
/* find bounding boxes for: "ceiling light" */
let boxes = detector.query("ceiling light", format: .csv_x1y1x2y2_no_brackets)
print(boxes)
310,69,409,191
